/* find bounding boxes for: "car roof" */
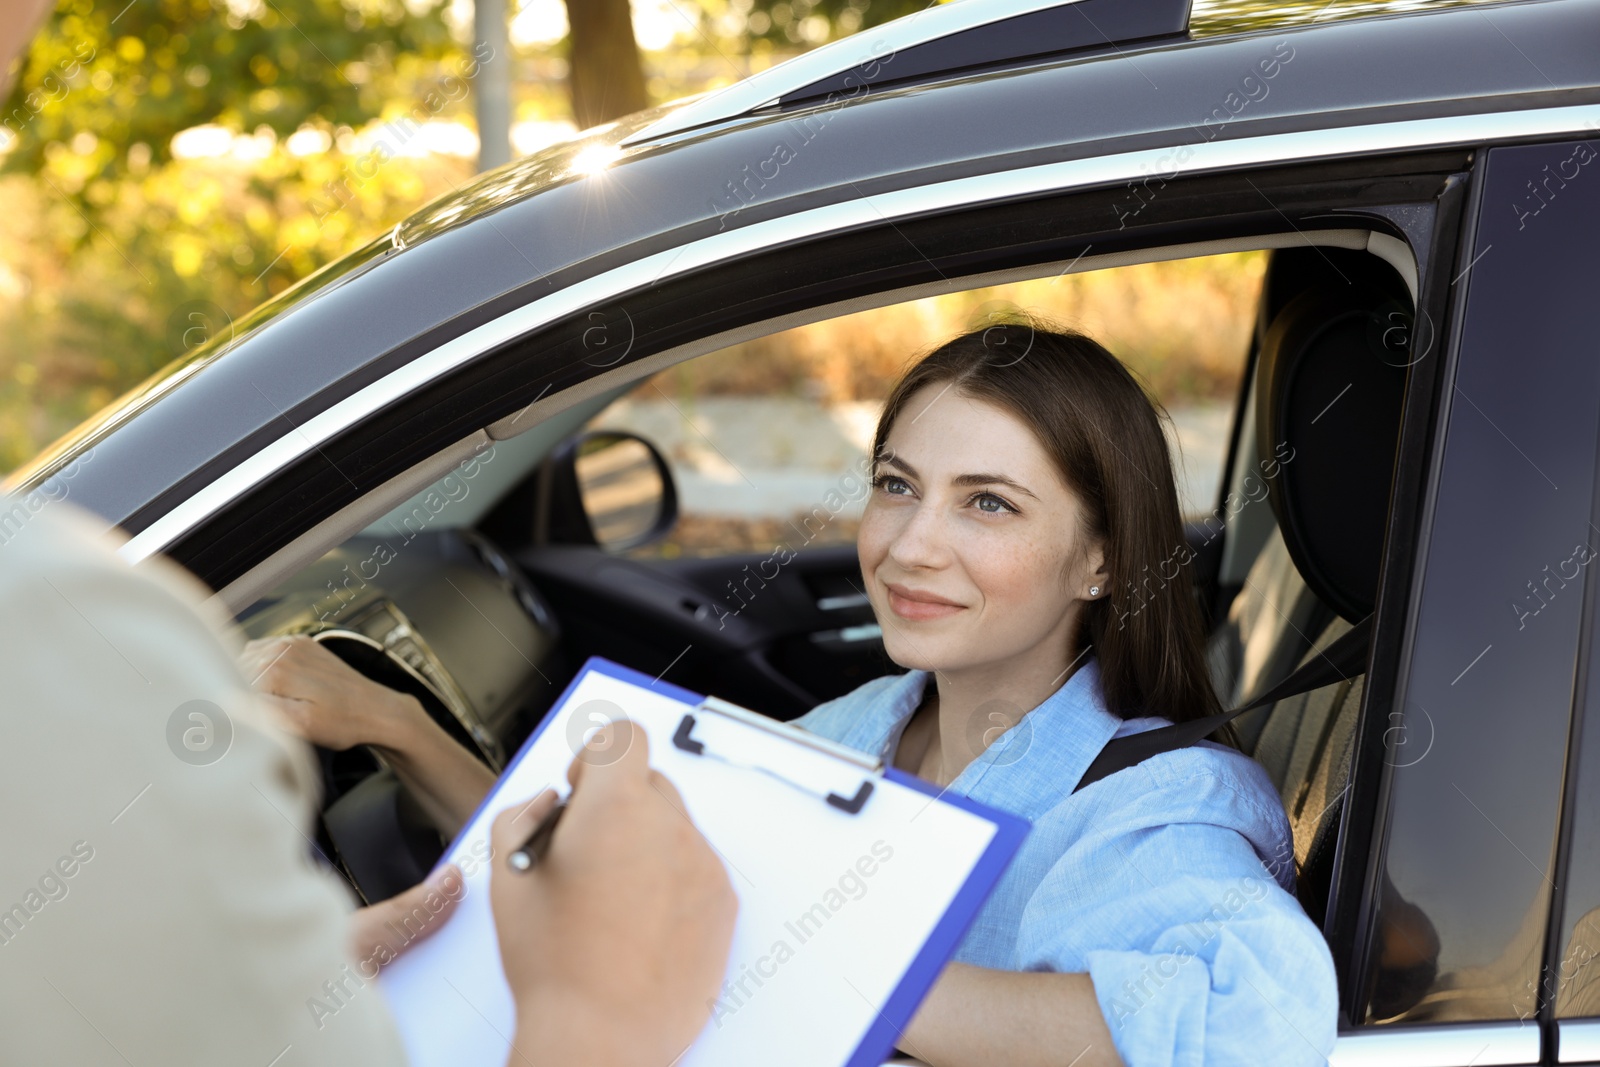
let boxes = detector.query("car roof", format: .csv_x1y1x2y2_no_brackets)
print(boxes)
404,0,1596,250
7,0,1597,537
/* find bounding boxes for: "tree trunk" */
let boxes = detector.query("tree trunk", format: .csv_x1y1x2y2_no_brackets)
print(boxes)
475,0,512,170
563,0,650,130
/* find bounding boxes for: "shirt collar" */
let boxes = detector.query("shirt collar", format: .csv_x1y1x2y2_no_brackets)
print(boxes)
854,658,1127,822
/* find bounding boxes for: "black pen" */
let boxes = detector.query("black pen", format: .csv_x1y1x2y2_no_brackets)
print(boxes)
507,799,567,872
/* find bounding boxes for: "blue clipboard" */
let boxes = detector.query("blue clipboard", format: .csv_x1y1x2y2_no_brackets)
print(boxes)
379,656,1031,1067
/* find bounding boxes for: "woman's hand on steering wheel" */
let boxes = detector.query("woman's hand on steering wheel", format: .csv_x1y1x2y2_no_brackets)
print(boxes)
240,634,424,752
241,633,496,835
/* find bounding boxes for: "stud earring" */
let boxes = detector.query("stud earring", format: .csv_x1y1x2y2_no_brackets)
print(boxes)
1089,586,1100,597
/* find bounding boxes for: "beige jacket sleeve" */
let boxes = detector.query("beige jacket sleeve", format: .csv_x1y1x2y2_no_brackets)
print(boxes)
0,497,409,1067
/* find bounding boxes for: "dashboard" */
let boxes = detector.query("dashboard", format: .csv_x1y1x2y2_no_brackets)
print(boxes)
237,527,565,783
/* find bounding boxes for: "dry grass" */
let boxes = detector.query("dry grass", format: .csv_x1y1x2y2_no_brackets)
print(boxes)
644,251,1266,406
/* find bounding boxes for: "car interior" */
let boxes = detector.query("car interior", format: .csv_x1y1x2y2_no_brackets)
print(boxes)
227,230,1430,1017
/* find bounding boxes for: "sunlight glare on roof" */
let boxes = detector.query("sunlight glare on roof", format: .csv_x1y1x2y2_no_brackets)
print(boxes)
569,142,624,177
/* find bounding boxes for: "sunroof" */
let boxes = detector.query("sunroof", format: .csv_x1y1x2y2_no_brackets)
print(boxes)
1191,0,1518,37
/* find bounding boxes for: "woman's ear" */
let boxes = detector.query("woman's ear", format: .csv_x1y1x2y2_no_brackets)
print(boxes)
1084,538,1109,599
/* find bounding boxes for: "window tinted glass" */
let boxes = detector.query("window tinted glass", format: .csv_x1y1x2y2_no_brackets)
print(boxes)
1557,578,1600,1019
1549,136,1600,1021
1360,138,1600,1025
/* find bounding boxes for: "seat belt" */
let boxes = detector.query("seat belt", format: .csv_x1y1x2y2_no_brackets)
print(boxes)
1072,614,1372,794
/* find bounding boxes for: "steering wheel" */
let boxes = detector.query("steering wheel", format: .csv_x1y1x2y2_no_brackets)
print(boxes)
303,630,498,903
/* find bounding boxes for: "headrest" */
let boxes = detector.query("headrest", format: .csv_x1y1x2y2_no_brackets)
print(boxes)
1254,283,1409,623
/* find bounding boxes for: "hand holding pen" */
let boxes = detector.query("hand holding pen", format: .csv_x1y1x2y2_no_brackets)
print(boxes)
508,799,566,871
487,720,739,1067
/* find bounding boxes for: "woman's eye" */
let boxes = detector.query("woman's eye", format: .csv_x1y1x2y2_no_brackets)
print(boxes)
973,493,1014,514
876,475,912,496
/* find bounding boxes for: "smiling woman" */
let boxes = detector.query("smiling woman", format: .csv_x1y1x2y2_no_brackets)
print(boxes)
789,321,1339,1067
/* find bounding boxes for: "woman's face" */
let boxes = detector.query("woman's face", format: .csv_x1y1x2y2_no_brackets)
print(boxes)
857,384,1107,677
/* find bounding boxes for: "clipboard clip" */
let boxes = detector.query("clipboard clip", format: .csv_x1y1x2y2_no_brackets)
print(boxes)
672,699,878,815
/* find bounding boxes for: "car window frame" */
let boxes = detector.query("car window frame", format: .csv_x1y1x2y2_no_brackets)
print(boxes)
157,150,1471,597
105,104,1600,569
185,158,1483,1046
1328,172,1472,1020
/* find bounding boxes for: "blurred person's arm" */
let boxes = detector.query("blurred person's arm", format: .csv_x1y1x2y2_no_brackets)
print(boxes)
0,0,55,97
0,502,411,1066
2,17,418,1067
489,721,739,1067
241,634,496,834
0,503,737,1067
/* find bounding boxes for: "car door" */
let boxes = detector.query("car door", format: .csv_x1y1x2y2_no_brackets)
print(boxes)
1327,134,1600,1065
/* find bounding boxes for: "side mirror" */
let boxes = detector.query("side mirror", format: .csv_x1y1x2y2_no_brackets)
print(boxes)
544,431,678,552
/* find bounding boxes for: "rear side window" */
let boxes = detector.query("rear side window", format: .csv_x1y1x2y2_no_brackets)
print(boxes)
1559,555,1600,1021
1359,136,1600,1027
1548,137,1600,1037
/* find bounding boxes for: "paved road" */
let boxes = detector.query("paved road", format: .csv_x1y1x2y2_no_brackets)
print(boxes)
592,397,1233,523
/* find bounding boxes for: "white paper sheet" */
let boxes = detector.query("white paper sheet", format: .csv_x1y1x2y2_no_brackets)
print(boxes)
377,661,1012,1067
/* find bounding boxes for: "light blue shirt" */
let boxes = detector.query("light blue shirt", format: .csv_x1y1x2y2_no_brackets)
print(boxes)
790,658,1338,1067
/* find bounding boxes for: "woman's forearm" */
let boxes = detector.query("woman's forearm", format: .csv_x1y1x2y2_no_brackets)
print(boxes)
370,696,497,834
902,962,1124,1067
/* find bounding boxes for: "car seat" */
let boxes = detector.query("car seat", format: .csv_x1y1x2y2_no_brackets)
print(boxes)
1210,260,1410,924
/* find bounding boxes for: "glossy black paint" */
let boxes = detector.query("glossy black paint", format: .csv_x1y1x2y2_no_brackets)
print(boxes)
1357,138,1600,1025
775,0,1191,105
8,0,1597,538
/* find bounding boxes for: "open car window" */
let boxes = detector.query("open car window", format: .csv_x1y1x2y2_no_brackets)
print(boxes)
582,254,1263,560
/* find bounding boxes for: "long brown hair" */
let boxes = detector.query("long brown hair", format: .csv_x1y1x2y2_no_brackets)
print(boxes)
871,318,1226,732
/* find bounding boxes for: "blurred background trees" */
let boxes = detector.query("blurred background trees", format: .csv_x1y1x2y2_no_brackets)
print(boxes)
0,0,474,467
0,0,935,470
564,0,648,126
0,0,1465,472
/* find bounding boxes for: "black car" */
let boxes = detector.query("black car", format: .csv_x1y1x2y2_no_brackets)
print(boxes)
6,0,1600,1060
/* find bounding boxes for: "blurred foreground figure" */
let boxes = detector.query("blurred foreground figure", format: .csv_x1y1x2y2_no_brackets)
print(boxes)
0,0,51,83
0,499,413,1063
0,499,736,1066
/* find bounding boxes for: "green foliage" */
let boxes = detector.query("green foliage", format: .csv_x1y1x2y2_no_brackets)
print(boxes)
0,0,481,471
1189,0,1494,36
1,0,460,188
0,146,470,471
